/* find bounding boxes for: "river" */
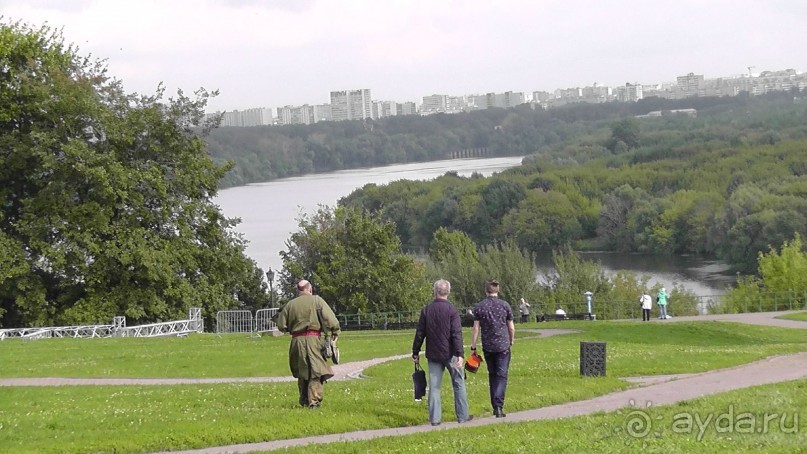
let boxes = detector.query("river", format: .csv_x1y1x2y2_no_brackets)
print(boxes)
214,156,735,296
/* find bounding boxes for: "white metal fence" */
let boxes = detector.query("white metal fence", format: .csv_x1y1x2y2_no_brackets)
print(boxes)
0,308,203,341
255,308,278,333
215,310,254,334
215,309,279,335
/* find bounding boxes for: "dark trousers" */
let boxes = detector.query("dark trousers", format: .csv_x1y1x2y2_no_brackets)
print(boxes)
483,349,511,410
642,308,651,321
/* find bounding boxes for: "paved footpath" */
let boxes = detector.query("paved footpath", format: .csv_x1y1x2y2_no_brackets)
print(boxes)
3,312,805,453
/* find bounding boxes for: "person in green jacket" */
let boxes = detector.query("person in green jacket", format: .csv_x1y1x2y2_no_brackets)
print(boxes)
276,279,341,408
657,287,668,319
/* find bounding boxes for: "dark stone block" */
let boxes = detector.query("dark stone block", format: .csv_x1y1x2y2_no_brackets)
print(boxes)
580,341,606,376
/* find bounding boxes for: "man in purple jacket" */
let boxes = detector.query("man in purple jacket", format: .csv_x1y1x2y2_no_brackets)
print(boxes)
412,279,473,426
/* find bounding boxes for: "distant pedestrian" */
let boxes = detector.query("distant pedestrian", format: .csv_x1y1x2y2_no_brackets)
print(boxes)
472,279,515,418
518,297,531,323
640,292,652,321
657,287,668,319
275,280,340,409
412,279,473,426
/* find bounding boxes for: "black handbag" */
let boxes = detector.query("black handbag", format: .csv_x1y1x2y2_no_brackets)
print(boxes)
316,308,338,363
412,362,427,401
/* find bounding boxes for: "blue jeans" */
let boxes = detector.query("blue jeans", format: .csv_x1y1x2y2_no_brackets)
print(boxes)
483,349,511,409
659,304,668,318
427,357,470,424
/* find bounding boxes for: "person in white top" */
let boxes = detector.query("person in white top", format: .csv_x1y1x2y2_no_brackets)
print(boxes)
640,292,653,321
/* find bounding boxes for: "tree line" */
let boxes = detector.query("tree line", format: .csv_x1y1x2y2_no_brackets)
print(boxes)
338,93,807,274
204,89,797,189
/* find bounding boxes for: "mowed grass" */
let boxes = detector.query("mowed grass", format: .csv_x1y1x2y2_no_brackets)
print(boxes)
272,379,807,454
0,330,414,378
777,311,807,322
0,321,805,453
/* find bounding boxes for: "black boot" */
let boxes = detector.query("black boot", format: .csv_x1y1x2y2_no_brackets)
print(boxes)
494,407,506,418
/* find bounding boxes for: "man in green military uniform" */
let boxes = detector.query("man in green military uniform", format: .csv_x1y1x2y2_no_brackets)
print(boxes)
275,279,341,408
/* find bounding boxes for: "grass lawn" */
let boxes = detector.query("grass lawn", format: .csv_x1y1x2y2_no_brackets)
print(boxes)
776,311,807,322
0,330,414,378
0,321,805,453
272,379,807,453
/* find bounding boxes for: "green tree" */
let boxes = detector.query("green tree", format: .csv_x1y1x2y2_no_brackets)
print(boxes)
605,118,641,151
279,206,430,314
478,240,541,309
473,178,526,244
426,228,485,309
720,234,807,312
499,190,582,251
0,21,266,328
540,249,611,313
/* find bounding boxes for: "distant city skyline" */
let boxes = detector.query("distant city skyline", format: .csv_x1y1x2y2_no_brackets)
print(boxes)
214,67,805,127
3,0,806,112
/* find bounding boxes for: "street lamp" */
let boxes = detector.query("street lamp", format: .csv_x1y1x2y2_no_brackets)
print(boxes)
266,268,275,308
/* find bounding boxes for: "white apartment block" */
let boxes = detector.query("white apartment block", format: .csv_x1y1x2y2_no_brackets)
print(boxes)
398,101,418,116
372,100,401,119
616,83,643,102
676,72,705,97
330,89,372,121
217,108,273,127
421,94,448,115
473,91,525,109
275,104,332,126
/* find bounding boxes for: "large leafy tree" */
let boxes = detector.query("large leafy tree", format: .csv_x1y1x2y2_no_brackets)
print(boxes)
279,206,430,314
0,21,266,328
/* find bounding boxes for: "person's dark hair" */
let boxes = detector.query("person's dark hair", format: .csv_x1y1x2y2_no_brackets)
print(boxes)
485,279,500,294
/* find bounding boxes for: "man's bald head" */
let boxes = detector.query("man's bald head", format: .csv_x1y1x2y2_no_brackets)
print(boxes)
296,280,312,294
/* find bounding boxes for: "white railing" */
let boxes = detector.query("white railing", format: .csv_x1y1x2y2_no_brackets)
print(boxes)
0,308,203,341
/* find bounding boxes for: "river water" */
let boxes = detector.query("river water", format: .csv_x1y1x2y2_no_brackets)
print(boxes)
215,156,735,296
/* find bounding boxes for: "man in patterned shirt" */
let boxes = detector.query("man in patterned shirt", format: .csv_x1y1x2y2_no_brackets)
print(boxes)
471,279,515,418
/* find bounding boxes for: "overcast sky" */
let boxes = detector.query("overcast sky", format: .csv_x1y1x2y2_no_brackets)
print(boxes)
3,0,805,112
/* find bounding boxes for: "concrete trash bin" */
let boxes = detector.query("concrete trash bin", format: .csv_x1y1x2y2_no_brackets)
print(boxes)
580,341,606,376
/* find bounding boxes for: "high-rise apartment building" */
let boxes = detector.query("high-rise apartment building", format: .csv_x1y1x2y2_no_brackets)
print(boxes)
473,91,525,109
616,83,643,102
398,101,418,116
373,100,399,119
676,72,705,98
330,89,372,121
421,94,448,115
217,108,273,127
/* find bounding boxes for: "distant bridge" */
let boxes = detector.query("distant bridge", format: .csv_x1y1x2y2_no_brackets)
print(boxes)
450,147,490,159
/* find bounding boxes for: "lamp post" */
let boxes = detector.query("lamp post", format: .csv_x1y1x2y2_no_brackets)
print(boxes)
266,268,275,308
